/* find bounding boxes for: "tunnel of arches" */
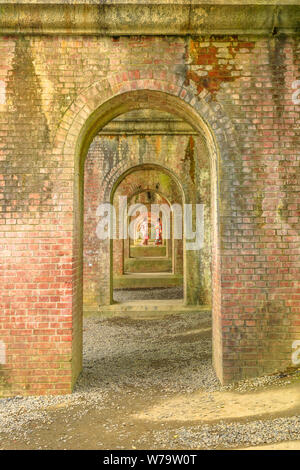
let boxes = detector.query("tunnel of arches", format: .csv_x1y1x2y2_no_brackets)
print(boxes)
83,108,212,309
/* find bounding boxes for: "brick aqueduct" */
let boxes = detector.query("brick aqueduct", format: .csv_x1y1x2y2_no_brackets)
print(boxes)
0,1,299,396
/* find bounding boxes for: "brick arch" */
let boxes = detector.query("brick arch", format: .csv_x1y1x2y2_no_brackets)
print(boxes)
54,74,239,387
54,73,237,167
111,163,185,288
107,162,186,204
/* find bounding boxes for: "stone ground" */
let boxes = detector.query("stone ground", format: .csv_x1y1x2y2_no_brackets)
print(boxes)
113,286,183,302
0,309,299,450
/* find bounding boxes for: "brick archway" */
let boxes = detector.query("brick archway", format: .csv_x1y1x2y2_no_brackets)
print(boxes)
110,163,185,304
53,74,238,389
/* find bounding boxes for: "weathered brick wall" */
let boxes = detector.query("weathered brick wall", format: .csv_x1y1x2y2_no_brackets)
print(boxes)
0,33,299,395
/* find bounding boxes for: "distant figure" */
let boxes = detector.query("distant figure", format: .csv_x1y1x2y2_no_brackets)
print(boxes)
155,217,162,245
140,217,149,245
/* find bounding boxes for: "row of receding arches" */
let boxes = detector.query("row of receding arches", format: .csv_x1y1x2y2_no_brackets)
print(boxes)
64,88,222,384
111,164,184,301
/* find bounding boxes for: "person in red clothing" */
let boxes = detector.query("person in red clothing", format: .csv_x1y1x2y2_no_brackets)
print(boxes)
140,216,149,245
155,217,162,245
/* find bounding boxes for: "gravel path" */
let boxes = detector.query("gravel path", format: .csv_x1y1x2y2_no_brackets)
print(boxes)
0,311,299,449
113,286,183,301
151,416,300,449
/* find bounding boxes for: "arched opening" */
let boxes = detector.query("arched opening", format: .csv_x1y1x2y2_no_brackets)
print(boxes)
71,89,221,387
111,164,184,303
127,191,172,263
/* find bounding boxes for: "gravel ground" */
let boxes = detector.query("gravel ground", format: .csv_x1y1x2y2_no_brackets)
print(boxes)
113,286,183,301
78,311,217,393
151,416,300,449
0,311,299,449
